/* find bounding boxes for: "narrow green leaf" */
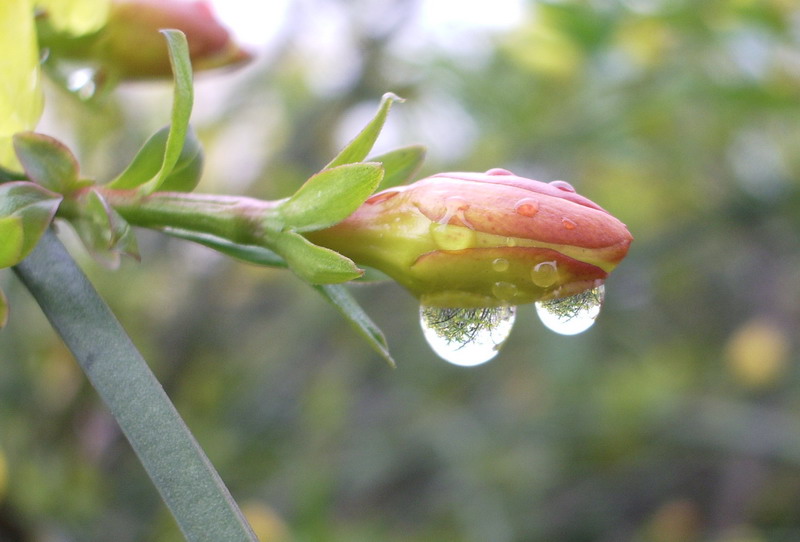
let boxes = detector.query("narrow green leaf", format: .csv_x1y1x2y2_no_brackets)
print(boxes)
325,92,403,169
279,163,383,232
314,284,396,367
0,216,24,268
107,126,203,192
0,287,7,329
162,228,287,268
142,30,194,194
269,231,362,284
368,145,426,189
12,132,79,193
13,229,258,542
0,181,62,260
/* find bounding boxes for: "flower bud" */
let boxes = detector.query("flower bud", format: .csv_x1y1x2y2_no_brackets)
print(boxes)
307,169,633,308
82,0,251,78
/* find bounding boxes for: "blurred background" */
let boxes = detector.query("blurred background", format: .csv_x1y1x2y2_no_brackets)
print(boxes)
2,0,800,540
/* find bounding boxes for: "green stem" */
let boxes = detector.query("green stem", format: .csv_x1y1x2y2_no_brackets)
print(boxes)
13,229,258,542
64,188,281,245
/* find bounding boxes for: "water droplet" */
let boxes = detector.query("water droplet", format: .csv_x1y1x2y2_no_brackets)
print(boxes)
550,180,576,192
535,284,605,335
492,258,509,272
420,305,517,366
67,68,98,100
561,217,577,230
430,223,477,251
492,281,518,301
514,198,540,217
486,168,514,176
531,261,559,288
505,237,518,247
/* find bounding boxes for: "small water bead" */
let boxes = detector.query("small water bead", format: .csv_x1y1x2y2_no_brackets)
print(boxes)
550,180,576,192
492,258,510,272
486,168,515,176
420,304,517,366
492,281,518,301
514,198,540,217
561,217,577,230
430,223,477,251
531,261,559,288
535,284,605,335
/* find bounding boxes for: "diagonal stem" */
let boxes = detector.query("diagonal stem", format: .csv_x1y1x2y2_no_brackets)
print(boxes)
13,228,258,542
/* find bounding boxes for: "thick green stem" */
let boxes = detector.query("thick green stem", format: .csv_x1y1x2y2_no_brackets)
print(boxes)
65,188,280,245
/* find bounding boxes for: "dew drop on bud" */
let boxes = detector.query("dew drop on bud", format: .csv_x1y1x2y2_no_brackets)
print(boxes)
535,285,605,335
492,281,518,301
514,198,540,217
492,258,510,272
550,180,576,192
531,261,559,288
561,217,577,230
430,223,477,251
486,168,515,176
419,305,517,366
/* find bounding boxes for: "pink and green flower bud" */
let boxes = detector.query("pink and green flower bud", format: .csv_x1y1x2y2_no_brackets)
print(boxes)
307,169,633,308
68,0,251,79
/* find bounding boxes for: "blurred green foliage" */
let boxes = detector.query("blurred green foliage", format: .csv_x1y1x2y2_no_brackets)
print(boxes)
2,0,800,540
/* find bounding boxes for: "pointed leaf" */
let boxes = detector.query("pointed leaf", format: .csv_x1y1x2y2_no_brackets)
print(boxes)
314,284,396,367
0,181,62,261
162,228,287,268
141,30,194,194
368,144,426,189
269,231,362,284
108,125,203,192
13,132,80,193
0,216,24,268
279,163,383,232
325,92,403,169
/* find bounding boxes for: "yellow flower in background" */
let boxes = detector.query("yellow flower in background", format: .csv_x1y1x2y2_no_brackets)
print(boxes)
0,0,44,170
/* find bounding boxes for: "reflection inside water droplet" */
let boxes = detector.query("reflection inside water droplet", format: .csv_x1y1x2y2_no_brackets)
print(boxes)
535,284,605,335
420,305,517,366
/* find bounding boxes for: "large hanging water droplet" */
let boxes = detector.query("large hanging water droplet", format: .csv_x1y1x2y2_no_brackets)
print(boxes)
535,284,605,335
420,305,517,366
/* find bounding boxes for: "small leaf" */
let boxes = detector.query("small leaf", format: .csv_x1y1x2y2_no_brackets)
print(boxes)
0,287,7,329
268,231,362,284
314,284,396,367
141,30,194,194
368,144,426,189
0,181,62,261
325,92,403,169
108,125,203,192
0,216,24,268
70,189,139,268
279,163,383,232
162,228,287,268
13,132,80,193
